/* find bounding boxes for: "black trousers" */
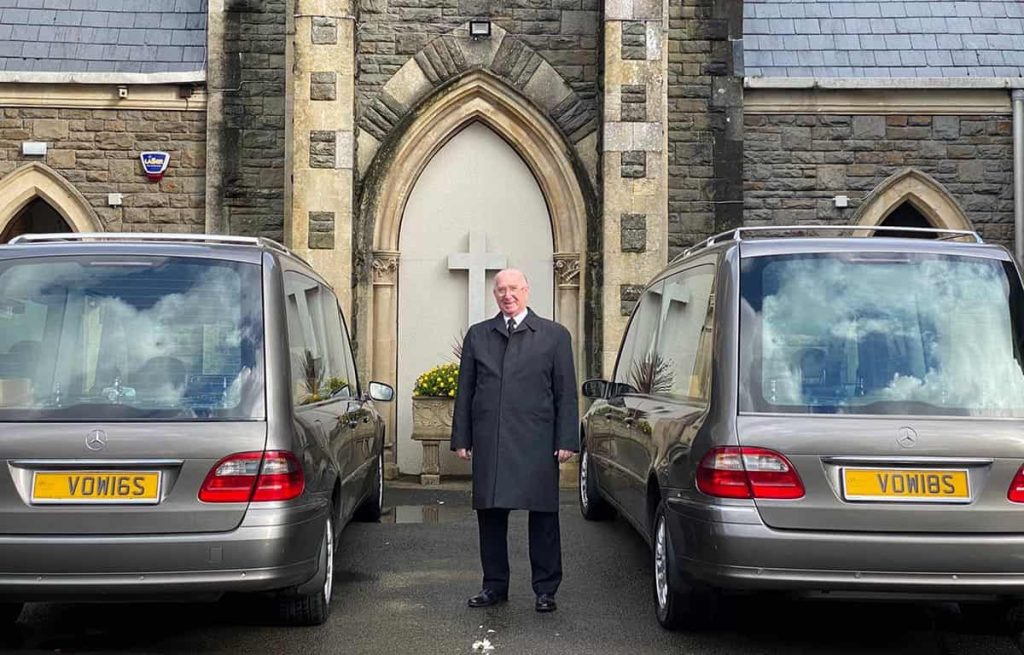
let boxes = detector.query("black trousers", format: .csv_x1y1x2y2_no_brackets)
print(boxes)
477,508,562,597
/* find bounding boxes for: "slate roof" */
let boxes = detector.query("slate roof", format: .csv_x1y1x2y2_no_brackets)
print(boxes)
0,0,206,77
744,0,1024,78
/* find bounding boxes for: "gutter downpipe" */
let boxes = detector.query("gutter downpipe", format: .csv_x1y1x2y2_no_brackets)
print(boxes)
1015,89,1024,262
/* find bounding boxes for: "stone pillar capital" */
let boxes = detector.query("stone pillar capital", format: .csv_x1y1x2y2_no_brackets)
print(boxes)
553,252,581,288
372,250,400,285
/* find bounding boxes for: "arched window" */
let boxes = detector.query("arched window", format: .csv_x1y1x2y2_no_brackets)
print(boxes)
878,201,934,239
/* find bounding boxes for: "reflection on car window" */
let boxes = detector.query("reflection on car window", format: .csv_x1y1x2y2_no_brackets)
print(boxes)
740,253,1024,416
284,274,354,405
0,256,265,420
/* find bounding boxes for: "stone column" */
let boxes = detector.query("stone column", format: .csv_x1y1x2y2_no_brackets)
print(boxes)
601,0,670,374
371,250,400,479
289,0,355,314
554,252,582,488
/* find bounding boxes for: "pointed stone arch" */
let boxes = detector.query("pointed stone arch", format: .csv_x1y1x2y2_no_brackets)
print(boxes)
0,163,102,237
853,168,972,232
357,71,593,477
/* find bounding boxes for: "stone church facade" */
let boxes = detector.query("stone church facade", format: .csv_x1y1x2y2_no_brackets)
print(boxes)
0,0,1021,477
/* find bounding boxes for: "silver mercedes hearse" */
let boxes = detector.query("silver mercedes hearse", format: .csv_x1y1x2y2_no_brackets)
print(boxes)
0,233,393,626
580,226,1024,630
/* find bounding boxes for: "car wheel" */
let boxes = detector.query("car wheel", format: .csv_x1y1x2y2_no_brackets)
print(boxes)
653,501,715,631
276,513,334,626
0,602,22,625
354,451,384,522
579,443,614,520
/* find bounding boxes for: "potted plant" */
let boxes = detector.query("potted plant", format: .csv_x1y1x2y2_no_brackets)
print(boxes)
410,362,459,485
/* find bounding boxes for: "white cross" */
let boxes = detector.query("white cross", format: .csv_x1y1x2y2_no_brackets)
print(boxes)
448,231,507,325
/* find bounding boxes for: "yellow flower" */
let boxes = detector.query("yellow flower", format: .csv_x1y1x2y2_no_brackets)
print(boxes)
448,390,455,397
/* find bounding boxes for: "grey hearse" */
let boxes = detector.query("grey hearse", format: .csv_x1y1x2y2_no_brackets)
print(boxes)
579,225,1024,630
0,233,393,626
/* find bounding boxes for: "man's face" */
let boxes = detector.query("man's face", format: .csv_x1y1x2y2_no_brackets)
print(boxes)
494,271,530,317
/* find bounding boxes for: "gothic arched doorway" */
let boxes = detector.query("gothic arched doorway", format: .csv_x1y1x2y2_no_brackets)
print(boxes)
0,197,72,243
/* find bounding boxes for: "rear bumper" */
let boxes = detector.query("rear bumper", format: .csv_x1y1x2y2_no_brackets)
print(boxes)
0,503,325,601
665,496,1024,597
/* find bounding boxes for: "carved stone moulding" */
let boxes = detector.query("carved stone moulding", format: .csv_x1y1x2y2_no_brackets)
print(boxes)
553,252,581,288
372,250,400,285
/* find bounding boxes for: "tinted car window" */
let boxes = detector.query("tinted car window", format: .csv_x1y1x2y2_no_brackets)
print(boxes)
0,255,265,420
284,273,353,404
613,281,664,395
740,252,1024,416
654,265,715,401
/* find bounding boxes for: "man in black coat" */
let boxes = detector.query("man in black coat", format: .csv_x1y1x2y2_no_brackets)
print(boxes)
451,268,579,613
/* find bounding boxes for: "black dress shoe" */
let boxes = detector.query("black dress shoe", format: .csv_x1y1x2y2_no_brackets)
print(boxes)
468,589,507,608
535,594,557,612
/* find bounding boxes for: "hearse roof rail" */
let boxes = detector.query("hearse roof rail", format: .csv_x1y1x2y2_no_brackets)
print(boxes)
672,225,984,263
8,232,309,265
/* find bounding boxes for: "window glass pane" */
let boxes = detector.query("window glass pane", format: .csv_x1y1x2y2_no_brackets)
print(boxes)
740,253,1024,416
613,282,664,394
318,289,354,399
285,273,327,405
0,256,264,420
654,266,716,401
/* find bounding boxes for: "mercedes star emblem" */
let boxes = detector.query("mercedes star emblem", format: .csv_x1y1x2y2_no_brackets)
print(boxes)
896,426,918,449
85,429,108,451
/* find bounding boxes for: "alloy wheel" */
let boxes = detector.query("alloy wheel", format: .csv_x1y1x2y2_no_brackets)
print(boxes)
580,449,590,511
323,516,334,604
655,516,669,609
377,453,384,511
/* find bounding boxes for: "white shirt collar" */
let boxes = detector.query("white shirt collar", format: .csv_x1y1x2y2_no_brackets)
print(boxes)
502,308,528,328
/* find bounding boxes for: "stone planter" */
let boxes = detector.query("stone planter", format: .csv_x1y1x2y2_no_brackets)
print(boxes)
410,396,455,485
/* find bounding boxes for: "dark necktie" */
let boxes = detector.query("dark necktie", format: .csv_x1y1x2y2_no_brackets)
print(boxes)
507,318,516,336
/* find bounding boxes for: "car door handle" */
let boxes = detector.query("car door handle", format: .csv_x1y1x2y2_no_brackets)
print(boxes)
623,417,635,427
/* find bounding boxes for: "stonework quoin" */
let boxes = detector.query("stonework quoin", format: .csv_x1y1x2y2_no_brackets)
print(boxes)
621,213,647,252
622,21,648,61
310,72,337,101
621,151,647,178
621,84,647,122
311,17,338,45
620,284,645,316
309,130,337,169
308,211,335,249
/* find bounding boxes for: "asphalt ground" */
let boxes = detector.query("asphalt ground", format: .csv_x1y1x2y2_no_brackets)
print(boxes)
2,480,1022,654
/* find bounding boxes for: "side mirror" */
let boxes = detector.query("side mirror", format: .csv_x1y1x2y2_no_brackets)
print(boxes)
368,381,394,402
581,379,608,399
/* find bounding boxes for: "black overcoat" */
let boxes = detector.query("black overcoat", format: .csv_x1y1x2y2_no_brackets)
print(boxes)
450,309,579,512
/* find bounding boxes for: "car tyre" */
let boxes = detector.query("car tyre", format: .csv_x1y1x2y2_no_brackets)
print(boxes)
652,501,715,631
276,513,334,626
0,602,22,625
579,442,614,521
354,451,384,522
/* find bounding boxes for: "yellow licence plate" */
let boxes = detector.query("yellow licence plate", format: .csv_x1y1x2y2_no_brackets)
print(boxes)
842,468,970,502
31,471,161,504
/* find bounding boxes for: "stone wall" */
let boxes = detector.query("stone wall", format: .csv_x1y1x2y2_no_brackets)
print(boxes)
0,107,206,232
356,0,601,152
221,0,287,240
666,0,743,258
744,113,1015,245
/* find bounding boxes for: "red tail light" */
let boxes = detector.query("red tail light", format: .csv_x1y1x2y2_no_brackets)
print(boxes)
199,451,305,503
696,447,804,500
1008,465,1024,503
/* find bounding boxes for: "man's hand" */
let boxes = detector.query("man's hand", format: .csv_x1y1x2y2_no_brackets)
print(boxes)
456,448,471,461
554,449,574,464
